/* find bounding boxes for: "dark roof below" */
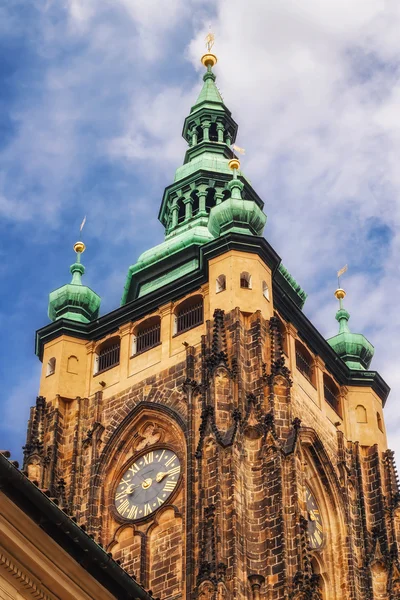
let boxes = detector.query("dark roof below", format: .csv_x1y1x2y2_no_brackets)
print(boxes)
0,453,152,600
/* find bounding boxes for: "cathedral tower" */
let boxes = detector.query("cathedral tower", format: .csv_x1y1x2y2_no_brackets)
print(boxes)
24,48,400,600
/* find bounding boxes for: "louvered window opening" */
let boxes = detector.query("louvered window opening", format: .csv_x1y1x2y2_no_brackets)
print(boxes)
177,302,203,334
136,323,161,354
98,343,120,373
240,278,250,289
324,383,339,411
296,349,312,381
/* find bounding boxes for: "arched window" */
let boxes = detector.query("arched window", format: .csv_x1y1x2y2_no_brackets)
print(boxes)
94,337,120,375
356,405,367,423
67,355,79,374
132,316,161,356
240,271,252,289
377,412,384,432
262,281,270,301
323,373,340,415
216,275,226,293
177,199,185,223
196,125,203,143
191,191,199,216
46,357,56,377
209,122,218,142
205,188,216,212
295,340,314,385
175,295,203,335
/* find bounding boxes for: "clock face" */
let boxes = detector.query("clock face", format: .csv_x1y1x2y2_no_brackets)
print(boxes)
306,486,324,549
114,448,181,521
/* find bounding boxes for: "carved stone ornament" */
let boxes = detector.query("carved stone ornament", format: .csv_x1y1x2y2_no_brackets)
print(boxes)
134,422,164,452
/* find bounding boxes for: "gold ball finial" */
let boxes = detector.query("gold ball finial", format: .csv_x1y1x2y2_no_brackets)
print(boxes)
74,241,86,254
334,288,346,301
228,158,240,171
201,53,217,68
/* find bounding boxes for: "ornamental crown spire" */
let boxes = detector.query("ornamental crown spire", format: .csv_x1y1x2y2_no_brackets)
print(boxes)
48,241,101,323
327,286,374,370
121,48,267,305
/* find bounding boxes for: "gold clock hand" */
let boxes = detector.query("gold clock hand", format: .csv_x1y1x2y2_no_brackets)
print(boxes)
156,468,179,483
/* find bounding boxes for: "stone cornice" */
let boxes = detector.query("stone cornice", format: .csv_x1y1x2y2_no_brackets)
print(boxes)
0,547,54,600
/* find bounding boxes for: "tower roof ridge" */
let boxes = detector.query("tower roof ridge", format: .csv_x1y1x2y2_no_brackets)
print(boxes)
191,65,226,113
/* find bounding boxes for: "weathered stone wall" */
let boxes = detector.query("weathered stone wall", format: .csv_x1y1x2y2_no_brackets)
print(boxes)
24,306,400,600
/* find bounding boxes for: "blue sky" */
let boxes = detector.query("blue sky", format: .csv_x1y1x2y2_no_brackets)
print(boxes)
1,0,400,463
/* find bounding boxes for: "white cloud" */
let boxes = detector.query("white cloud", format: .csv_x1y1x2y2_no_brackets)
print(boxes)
2,0,400,459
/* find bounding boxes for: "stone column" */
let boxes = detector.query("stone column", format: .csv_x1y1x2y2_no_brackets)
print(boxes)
118,322,131,382
198,190,208,216
248,574,265,600
202,120,210,142
313,355,325,410
171,201,179,229
286,322,298,375
216,122,225,142
190,126,198,146
160,302,173,360
183,195,193,221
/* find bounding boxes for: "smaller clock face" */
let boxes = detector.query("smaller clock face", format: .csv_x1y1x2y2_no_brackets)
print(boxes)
115,448,181,521
306,487,324,549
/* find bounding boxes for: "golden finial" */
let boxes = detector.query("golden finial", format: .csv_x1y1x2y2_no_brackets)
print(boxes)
334,288,346,301
201,29,217,68
74,241,86,254
228,158,240,171
335,265,348,308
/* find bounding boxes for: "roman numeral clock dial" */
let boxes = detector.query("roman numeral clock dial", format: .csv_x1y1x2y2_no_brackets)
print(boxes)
114,449,181,521
306,486,324,550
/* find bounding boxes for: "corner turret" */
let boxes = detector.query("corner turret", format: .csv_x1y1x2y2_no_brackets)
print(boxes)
327,287,374,370
48,241,101,323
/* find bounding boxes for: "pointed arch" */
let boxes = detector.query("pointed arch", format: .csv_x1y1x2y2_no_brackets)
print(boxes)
300,429,349,599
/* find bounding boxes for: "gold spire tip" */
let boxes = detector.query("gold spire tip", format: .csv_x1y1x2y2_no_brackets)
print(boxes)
201,53,217,68
201,30,217,67
228,158,240,171
74,241,86,254
334,288,346,301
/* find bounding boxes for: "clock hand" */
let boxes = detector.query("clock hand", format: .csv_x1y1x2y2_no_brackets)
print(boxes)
156,468,179,483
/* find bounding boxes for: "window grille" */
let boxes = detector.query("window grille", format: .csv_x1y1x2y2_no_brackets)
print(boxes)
176,300,203,334
323,376,340,413
98,342,120,373
136,322,161,354
296,346,312,381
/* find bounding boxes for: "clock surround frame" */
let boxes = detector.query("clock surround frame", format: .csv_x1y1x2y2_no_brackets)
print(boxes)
111,443,184,525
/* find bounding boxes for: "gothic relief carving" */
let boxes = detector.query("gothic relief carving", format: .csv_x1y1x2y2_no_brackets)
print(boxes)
371,560,388,599
26,457,42,483
212,366,232,434
134,421,164,452
198,580,216,600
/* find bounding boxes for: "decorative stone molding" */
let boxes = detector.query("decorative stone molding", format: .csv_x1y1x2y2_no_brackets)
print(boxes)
0,548,54,600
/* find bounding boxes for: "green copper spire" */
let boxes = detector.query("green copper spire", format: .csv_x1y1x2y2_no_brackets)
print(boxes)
48,241,101,323
121,49,267,305
208,158,266,237
191,65,225,112
327,288,374,370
